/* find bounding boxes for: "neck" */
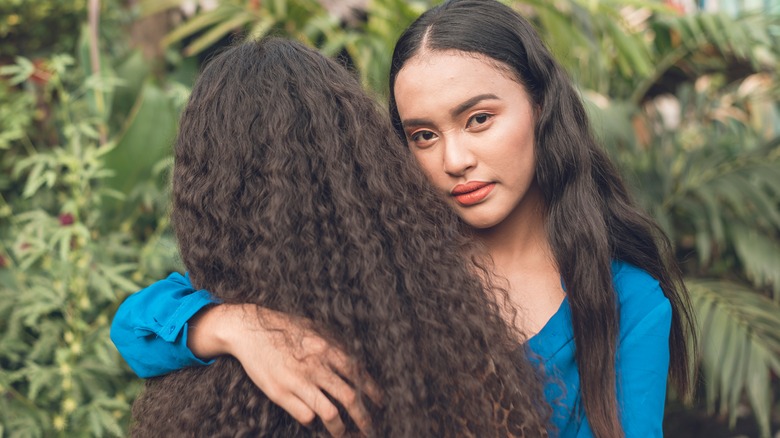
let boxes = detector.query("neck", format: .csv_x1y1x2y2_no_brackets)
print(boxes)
471,183,565,336
472,183,553,272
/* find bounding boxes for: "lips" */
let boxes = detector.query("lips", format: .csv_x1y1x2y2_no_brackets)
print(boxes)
450,181,495,206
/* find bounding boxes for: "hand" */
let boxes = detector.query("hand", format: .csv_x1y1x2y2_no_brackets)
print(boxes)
188,304,382,437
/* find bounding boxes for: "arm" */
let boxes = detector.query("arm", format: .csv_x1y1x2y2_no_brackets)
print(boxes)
110,272,217,378
614,265,673,438
110,273,382,437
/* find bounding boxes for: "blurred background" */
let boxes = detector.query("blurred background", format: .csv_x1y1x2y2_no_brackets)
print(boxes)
0,0,779,436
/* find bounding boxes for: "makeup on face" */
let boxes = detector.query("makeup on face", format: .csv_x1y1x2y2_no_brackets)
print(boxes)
451,181,496,206
394,50,538,230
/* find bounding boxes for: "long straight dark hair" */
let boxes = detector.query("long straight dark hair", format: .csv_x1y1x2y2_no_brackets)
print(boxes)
388,1,696,437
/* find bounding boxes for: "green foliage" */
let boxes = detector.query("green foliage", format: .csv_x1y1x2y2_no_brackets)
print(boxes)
0,0,130,60
580,4,780,434
0,78,35,152
634,11,780,103
520,0,665,97
636,84,780,435
0,0,86,57
333,0,431,96
690,280,780,438
138,0,433,97
139,0,337,56
0,22,182,438
619,77,780,265
101,76,187,216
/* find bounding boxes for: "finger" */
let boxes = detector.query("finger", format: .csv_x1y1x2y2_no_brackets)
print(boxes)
316,369,372,435
357,375,383,408
327,351,383,407
275,394,317,428
255,374,319,428
306,386,345,438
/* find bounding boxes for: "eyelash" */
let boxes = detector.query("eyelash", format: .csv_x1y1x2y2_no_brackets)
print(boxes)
407,112,494,146
467,113,493,128
410,130,436,143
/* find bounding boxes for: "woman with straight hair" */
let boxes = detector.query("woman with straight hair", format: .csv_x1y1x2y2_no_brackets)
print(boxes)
130,36,549,437
386,1,696,436
113,1,696,436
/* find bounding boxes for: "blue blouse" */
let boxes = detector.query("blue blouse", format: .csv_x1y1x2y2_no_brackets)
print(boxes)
110,260,671,437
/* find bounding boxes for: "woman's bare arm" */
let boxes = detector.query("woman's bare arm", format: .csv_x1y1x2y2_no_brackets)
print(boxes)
188,304,382,437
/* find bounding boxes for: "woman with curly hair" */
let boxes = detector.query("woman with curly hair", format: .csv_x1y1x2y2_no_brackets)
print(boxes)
114,1,696,436
128,37,549,437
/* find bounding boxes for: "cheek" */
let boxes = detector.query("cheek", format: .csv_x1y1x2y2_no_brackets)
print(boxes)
410,150,445,186
500,125,535,166
486,129,536,181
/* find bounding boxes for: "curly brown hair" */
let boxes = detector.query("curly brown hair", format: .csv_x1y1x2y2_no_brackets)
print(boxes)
130,38,549,437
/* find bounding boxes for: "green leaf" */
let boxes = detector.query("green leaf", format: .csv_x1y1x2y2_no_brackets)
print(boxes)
732,226,780,299
77,24,116,125
98,264,141,293
0,57,35,85
182,13,255,57
21,361,60,402
247,16,277,41
689,279,780,436
103,82,179,206
139,0,187,17
746,343,773,438
17,285,65,328
161,8,236,48
271,0,288,17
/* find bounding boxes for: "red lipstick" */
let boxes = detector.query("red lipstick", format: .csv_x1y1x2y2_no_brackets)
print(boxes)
450,181,495,206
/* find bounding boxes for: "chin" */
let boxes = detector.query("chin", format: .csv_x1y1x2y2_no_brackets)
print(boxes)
447,201,506,230
461,215,503,230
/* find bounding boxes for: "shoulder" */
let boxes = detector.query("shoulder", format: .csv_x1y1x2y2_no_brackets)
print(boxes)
610,260,671,335
610,262,672,437
611,260,667,306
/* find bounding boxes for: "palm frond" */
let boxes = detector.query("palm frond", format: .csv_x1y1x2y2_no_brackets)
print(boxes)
138,0,186,17
689,279,780,438
731,225,780,300
140,0,335,58
610,74,780,272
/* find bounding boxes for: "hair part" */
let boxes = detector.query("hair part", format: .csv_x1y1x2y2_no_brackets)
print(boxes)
131,37,550,436
389,1,696,437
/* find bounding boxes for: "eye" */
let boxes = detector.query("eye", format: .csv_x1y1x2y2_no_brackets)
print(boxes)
409,130,438,148
466,113,493,129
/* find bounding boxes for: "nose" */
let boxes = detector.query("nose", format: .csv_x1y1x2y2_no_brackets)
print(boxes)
442,135,477,177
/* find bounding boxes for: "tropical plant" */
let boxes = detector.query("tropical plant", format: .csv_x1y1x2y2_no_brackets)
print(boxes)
0,3,187,435
625,75,780,432
137,0,433,96
0,0,91,57
579,6,780,437
138,0,340,57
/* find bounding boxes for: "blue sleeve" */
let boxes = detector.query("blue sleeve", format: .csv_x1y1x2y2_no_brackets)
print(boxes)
110,272,220,378
613,263,672,438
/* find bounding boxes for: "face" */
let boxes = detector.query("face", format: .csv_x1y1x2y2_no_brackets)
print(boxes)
394,50,538,230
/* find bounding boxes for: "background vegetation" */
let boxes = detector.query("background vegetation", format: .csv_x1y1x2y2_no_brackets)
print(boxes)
0,0,778,436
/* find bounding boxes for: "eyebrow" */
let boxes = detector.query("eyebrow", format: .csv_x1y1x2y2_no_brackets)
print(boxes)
401,93,502,130
450,93,501,118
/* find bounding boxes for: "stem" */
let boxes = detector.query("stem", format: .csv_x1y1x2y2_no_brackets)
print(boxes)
3,385,38,411
88,0,108,146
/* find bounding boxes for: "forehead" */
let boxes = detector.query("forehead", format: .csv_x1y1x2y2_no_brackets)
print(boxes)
394,50,527,114
399,49,516,85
